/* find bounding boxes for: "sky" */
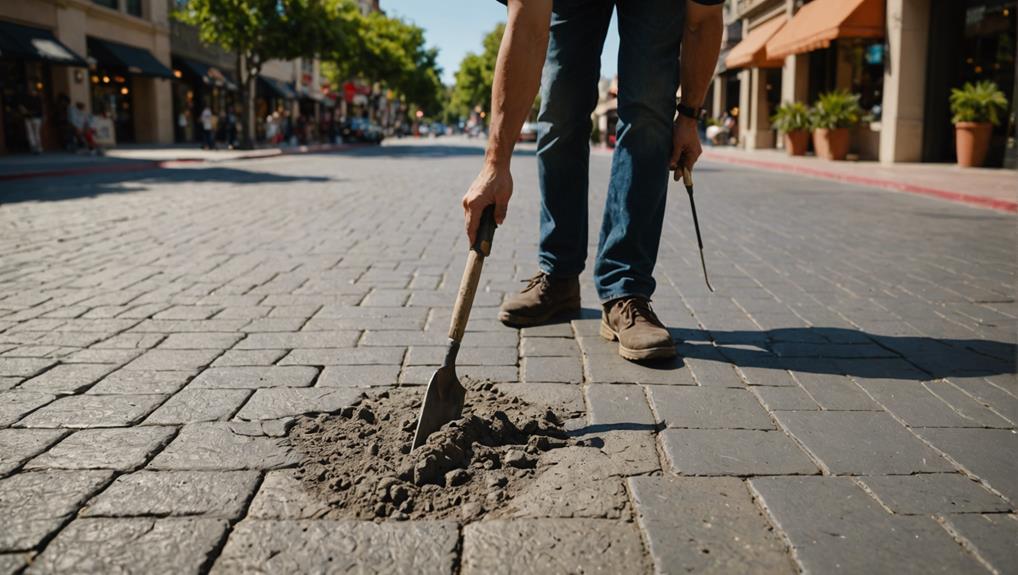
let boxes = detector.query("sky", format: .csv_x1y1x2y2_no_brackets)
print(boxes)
381,0,619,85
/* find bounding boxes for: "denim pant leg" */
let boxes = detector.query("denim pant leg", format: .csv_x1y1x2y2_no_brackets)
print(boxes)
593,0,685,302
536,0,614,279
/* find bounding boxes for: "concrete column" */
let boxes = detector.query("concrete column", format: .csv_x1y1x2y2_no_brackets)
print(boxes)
880,0,930,164
55,3,90,113
744,67,775,150
781,54,809,104
737,68,750,146
711,75,726,118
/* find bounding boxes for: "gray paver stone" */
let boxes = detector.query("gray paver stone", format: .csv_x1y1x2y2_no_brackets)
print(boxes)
278,347,405,366
750,476,985,574
859,474,1011,514
247,470,331,519
629,476,795,574
494,383,585,417
124,349,222,371
522,356,583,383
211,519,458,574
17,394,165,428
144,388,251,424
26,426,175,470
84,470,260,518
649,386,775,429
776,411,954,474
940,513,1018,575
158,332,243,350
462,519,648,575
915,428,1018,502
505,447,629,519
0,429,66,475
234,388,362,420
27,517,228,574
17,364,116,394
212,349,287,367
0,392,55,427
189,366,318,389
0,470,112,551
750,385,819,410
86,370,194,394
317,365,401,387
147,423,299,470
236,331,360,349
661,429,819,476
585,384,656,427
792,372,878,410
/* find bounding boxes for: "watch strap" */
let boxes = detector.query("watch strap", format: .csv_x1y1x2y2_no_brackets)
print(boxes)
676,102,701,119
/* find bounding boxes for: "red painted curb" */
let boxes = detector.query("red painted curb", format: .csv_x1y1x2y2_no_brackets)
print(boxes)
702,151,1018,214
0,143,361,183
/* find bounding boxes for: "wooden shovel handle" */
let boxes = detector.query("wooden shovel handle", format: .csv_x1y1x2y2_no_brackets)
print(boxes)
448,205,496,342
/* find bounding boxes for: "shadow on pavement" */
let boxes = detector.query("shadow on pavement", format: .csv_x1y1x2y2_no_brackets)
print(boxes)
0,166,337,204
351,143,536,159
668,326,1016,380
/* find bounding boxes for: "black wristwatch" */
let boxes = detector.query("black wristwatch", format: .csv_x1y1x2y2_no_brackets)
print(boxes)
676,101,702,120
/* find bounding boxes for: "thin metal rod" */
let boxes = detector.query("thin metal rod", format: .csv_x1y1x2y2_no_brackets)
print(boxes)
686,186,714,292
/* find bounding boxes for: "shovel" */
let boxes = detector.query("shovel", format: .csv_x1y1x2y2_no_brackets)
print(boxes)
411,204,497,450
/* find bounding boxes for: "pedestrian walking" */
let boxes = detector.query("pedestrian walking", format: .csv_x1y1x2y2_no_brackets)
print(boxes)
462,0,724,361
20,84,44,154
200,106,216,150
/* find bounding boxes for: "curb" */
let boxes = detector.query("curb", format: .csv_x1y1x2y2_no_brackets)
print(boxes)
0,142,361,183
702,151,1018,214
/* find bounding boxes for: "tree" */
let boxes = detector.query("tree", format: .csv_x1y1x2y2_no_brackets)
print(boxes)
321,9,444,118
175,0,350,148
448,23,504,122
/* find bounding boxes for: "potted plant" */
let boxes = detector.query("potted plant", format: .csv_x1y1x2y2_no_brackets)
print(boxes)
771,102,811,156
809,90,862,161
949,80,1008,168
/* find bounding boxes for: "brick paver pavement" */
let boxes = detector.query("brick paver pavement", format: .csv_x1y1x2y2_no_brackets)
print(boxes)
1,137,1015,573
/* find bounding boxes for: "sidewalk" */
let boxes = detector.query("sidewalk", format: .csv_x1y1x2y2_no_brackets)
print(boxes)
0,142,357,182
702,147,1018,213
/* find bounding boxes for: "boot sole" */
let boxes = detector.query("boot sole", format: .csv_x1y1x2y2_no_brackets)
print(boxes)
498,298,581,327
599,320,677,361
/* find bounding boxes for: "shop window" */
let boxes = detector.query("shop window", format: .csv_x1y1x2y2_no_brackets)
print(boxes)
93,0,118,10
126,0,142,17
847,39,885,121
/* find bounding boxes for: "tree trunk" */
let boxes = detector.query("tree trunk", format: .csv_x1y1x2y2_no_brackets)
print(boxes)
238,53,257,150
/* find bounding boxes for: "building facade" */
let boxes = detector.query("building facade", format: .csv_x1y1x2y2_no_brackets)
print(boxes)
717,0,1016,168
1,0,174,153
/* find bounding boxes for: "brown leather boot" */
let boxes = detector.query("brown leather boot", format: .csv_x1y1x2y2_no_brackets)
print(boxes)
499,272,581,327
600,297,676,361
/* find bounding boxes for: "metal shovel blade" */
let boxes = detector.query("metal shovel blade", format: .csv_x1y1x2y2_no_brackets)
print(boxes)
411,365,466,450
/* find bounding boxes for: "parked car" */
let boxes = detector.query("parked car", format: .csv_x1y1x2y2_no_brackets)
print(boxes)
341,118,384,144
519,121,538,142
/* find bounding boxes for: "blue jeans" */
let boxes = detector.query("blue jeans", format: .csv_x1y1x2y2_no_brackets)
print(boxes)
536,0,684,302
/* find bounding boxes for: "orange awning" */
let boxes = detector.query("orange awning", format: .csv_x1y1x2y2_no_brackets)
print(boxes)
766,0,884,59
724,16,787,69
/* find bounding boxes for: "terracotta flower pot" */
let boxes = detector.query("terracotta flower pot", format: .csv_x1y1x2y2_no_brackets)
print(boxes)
955,122,992,168
812,128,850,161
783,131,809,156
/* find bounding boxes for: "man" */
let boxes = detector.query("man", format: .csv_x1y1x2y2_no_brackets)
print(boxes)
21,85,44,154
462,0,724,361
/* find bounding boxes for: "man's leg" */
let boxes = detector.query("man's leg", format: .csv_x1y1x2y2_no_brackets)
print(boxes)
536,0,614,278
593,0,684,301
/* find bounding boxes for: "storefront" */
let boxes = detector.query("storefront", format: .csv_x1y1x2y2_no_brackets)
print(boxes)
87,37,174,144
725,13,787,149
925,0,1016,167
0,20,87,154
256,76,296,142
171,57,237,144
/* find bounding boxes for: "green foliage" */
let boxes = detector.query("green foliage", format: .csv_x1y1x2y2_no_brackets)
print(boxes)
770,101,811,133
448,23,505,121
809,90,862,130
320,7,444,116
949,80,1008,125
174,0,344,74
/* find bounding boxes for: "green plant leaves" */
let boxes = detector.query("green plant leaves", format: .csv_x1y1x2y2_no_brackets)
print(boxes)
949,80,1008,125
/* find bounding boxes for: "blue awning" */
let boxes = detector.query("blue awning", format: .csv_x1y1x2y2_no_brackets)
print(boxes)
0,21,86,66
88,37,173,78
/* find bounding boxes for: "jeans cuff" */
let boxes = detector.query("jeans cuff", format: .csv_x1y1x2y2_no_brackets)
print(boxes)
598,291,652,306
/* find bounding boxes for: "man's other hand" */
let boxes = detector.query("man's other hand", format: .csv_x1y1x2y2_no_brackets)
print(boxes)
463,163,513,245
669,115,702,181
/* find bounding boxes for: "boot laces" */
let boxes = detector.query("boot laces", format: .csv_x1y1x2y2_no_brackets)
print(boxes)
618,298,663,329
521,272,550,294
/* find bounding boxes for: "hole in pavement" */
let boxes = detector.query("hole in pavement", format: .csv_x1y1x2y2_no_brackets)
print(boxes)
289,381,583,522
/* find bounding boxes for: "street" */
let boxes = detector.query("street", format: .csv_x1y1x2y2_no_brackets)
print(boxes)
1,137,1015,573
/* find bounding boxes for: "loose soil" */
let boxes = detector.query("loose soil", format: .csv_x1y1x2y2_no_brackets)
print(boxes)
290,381,585,522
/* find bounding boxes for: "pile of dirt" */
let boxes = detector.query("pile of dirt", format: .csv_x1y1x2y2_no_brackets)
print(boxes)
289,381,581,521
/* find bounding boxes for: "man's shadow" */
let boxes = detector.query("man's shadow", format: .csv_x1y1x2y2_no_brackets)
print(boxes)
556,308,1015,380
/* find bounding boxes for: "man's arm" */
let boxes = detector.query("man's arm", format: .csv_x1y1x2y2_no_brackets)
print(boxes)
462,0,552,244
669,0,724,178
